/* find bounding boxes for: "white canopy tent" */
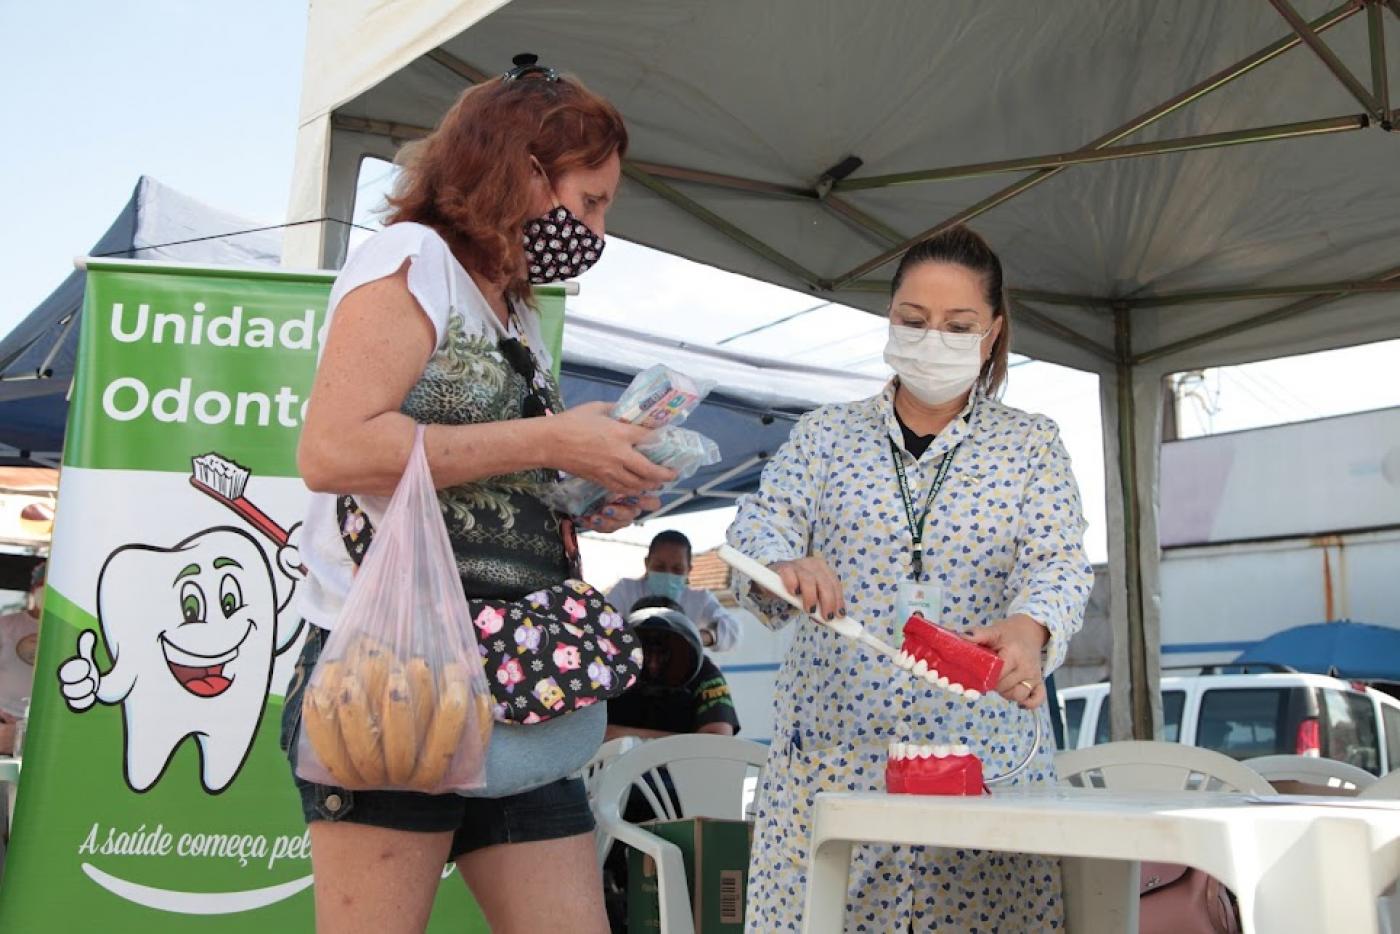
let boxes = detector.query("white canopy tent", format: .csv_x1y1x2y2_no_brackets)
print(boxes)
283,0,1400,739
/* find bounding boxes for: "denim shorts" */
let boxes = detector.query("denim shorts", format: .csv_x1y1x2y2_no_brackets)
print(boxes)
281,625,595,861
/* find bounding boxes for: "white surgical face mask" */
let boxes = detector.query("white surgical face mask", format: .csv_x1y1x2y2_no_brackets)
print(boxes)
883,325,985,405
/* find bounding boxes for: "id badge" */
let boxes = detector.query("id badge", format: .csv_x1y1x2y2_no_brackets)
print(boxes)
895,579,943,628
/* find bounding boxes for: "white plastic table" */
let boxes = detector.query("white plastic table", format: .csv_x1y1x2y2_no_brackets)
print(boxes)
802,787,1400,934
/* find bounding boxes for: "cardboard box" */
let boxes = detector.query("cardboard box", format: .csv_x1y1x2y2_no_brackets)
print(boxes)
628,818,753,934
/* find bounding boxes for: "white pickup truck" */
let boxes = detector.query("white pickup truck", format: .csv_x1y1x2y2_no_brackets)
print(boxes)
1058,671,1400,776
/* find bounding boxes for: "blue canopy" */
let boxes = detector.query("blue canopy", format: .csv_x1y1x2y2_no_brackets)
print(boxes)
1234,621,1400,682
0,177,880,508
0,177,284,463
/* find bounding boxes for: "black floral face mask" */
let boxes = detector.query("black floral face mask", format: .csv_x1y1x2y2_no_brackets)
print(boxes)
522,205,605,284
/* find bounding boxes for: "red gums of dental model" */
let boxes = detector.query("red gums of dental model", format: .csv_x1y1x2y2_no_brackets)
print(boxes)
886,750,986,796
901,613,1004,695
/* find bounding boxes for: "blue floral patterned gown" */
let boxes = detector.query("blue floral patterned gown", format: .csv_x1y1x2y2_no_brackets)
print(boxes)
727,383,1094,932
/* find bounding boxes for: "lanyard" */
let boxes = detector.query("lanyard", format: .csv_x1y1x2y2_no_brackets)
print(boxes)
888,436,961,579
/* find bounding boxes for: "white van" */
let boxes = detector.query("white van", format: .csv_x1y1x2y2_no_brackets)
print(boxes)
1058,672,1400,775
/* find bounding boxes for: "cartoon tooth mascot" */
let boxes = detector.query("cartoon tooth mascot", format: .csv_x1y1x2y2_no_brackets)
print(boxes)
57,519,305,794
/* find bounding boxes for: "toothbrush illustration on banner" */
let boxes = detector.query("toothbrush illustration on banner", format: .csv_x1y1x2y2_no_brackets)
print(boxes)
189,452,307,574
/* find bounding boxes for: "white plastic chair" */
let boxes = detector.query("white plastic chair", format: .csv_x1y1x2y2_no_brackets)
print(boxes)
1054,742,1273,933
592,734,766,934
1360,773,1400,934
579,736,641,863
581,736,642,796
1055,740,1275,794
1245,754,1376,793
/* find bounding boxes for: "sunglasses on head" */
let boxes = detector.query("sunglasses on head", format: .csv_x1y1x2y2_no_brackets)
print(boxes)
498,337,550,418
501,53,560,84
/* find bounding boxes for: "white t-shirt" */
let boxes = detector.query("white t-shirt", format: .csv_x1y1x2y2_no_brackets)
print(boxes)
293,223,554,631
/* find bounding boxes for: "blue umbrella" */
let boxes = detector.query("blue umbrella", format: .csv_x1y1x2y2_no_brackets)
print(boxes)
1233,621,1400,682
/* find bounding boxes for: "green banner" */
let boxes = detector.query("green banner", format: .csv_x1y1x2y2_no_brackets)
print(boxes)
0,260,566,930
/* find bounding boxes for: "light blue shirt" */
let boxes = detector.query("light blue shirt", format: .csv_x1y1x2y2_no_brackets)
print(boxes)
604,577,741,653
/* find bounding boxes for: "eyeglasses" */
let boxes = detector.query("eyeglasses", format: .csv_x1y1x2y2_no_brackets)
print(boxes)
889,321,992,350
498,338,551,418
501,53,560,83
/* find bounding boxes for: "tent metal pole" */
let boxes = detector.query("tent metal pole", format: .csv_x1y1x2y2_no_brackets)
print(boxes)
820,196,911,247
35,313,79,380
621,163,823,288
326,116,896,254
645,455,767,519
332,115,431,142
630,159,917,250
1114,307,1154,740
825,1,1365,289
624,159,917,249
696,455,767,498
416,50,894,282
1128,278,1400,307
1012,302,1118,365
626,160,812,200
717,301,832,345
1370,0,1394,128
1133,263,1400,364
425,48,491,83
1268,0,1388,121
834,115,1367,190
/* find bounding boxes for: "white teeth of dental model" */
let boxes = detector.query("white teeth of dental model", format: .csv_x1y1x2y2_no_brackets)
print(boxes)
937,675,950,688
949,683,964,696
965,690,981,700
888,742,978,762
913,659,929,677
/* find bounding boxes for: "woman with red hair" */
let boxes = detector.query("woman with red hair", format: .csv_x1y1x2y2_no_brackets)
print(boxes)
286,57,672,933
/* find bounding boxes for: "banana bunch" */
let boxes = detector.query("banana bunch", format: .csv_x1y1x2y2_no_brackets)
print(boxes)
302,635,493,791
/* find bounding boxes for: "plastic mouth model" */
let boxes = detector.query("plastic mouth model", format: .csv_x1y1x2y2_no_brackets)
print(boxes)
886,742,985,796
895,613,1004,698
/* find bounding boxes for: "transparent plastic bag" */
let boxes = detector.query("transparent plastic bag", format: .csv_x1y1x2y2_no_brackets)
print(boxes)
296,426,492,793
540,365,721,516
541,426,722,516
609,365,715,429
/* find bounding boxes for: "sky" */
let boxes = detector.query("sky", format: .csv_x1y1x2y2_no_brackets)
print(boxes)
4,2,1399,584
0,1,307,323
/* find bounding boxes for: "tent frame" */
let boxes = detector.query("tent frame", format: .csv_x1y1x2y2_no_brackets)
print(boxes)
298,0,1400,740
331,2,1395,359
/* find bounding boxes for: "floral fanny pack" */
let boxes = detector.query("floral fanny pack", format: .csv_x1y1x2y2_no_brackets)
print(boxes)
338,497,642,724
467,581,642,723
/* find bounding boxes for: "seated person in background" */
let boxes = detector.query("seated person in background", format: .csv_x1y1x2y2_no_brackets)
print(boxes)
0,562,44,755
606,595,740,741
605,531,741,653
602,597,740,932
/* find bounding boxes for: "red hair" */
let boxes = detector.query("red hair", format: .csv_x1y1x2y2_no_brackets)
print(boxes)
386,74,628,303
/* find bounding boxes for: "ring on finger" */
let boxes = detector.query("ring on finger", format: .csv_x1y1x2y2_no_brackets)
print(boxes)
1018,679,1037,692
